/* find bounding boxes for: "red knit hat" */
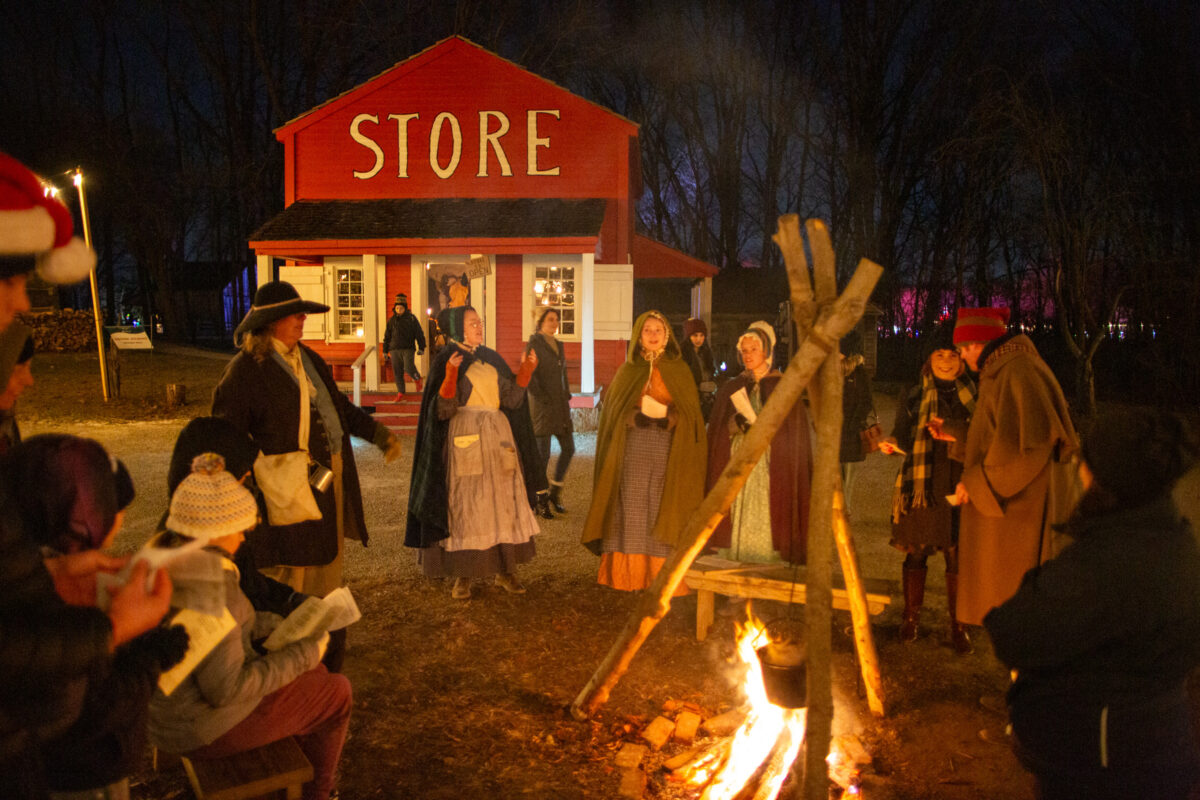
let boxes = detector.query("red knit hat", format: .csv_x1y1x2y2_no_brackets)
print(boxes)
0,152,96,283
953,307,1010,345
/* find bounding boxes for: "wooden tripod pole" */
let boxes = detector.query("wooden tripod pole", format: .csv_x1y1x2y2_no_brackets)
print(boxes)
569,217,881,721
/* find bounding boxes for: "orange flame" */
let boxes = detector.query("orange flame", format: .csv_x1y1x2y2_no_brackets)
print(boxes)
688,609,807,799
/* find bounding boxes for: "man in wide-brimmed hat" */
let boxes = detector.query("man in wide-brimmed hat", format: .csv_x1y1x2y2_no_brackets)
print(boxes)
214,280,403,671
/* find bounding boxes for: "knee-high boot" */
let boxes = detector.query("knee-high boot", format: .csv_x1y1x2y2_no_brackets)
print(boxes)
945,572,973,654
900,566,926,642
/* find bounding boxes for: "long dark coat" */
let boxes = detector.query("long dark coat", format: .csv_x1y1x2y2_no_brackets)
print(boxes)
705,372,813,563
839,359,875,463
404,344,546,549
212,345,383,567
524,333,573,436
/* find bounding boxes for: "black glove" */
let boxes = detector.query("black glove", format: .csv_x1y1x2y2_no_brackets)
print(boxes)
734,413,752,433
120,624,190,673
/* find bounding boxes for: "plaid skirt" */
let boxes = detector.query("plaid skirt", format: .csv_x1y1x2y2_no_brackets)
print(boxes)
602,424,674,558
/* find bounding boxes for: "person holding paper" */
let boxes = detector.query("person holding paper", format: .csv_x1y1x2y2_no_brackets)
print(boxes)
149,453,351,800
581,311,706,592
705,321,812,564
405,306,544,600
2,434,189,800
877,328,977,652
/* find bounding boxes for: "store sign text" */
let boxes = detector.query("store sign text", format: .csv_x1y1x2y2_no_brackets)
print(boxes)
349,109,561,180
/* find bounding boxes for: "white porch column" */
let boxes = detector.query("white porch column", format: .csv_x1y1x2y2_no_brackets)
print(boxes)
362,253,381,391
691,277,713,328
580,252,595,393
255,253,274,287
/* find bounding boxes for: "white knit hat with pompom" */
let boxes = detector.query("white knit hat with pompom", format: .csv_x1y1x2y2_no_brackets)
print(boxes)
167,453,259,540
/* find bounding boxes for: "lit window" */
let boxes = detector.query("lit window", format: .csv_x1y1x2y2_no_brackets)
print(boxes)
532,265,575,336
335,267,364,338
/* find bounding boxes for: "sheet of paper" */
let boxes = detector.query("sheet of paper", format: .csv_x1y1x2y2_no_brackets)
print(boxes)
157,607,237,696
261,587,362,652
944,493,962,507
640,394,669,419
729,387,757,424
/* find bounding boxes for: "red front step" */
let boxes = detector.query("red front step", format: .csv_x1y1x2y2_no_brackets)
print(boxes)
352,391,422,436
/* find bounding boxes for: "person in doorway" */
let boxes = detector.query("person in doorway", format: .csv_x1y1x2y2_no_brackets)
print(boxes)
706,321,812,564
929,307,1078,629
383,293,425,400
681,317,717,420
405,306,544,599
149,453,351,800
838,330,876,512
524,308,575,518
581,310,706,592
0,321,34,453
984,410,1200,799
448,274,470,308
213,281,402,671
878,327,977,652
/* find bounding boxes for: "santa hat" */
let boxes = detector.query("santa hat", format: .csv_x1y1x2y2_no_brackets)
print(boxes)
0,152,96,284
953,307,1010,345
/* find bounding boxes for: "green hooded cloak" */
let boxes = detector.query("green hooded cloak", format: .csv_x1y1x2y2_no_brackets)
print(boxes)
581,311,707,552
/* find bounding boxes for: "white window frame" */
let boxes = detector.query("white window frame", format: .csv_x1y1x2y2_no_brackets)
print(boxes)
328,258,368,342
523,255,581,343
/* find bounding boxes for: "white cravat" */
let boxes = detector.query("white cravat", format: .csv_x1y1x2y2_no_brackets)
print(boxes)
272,338,316,451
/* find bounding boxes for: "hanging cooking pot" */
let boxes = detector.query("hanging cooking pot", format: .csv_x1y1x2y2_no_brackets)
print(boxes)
756,618,807,709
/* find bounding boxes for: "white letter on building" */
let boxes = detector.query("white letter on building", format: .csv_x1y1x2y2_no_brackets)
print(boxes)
527,109,561,176
429,112,462,179
477,111,512,177
387,113,419,178
351,114,383,179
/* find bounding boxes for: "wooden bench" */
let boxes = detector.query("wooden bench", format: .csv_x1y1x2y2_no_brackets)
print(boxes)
179,736,313,800
685,556,893,641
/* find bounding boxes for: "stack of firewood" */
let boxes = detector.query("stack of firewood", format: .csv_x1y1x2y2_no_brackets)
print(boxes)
19,309,97,352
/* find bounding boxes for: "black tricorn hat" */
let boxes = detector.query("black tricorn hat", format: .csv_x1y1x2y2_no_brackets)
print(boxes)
234,281,329,342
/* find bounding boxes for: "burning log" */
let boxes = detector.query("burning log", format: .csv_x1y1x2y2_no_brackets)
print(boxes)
569,218,882,724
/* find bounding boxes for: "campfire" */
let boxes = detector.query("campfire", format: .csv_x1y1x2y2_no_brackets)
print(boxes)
635,606,863,799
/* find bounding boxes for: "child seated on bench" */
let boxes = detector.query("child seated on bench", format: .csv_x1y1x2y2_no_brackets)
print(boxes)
148,453,352,800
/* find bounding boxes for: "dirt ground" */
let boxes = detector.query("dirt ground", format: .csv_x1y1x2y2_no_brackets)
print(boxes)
19,347,1200,799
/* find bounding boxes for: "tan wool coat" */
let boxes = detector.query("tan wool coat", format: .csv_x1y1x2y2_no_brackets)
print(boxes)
956,335,1079,626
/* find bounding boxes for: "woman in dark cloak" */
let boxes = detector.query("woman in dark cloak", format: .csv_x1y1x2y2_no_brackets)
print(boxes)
404,306,545,599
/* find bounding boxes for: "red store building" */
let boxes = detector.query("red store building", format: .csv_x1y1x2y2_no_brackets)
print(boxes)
249,36,716,397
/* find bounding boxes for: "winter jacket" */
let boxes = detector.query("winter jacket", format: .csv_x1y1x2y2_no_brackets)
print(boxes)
148,550,322,754
524,333,573,437
384,310,426,352
0,498,113,799
984,494,1200,790
212,344,389,567
839,358,874,463
955,334,1078,624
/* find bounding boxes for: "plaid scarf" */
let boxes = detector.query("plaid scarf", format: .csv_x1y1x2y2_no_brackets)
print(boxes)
892,372,977,523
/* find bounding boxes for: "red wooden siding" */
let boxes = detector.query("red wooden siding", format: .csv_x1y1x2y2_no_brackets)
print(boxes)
494,255,524,368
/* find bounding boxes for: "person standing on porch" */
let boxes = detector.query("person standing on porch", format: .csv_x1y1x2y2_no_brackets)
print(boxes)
581,310,706,593
383,293,425,400
405,306,544,600
213,281,403,671
524,308,575,519
928,306,1077,629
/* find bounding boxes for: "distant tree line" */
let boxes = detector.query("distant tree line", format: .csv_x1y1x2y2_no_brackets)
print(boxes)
1,0,1195,412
